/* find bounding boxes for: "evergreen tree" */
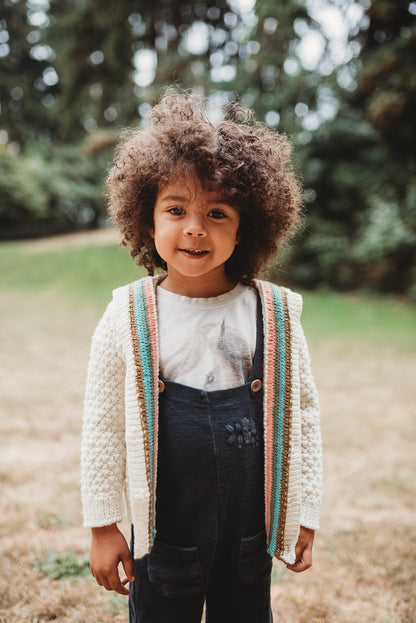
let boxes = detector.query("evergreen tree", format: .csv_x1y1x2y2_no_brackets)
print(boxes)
46,0,243,141
226,0,328,135
351,0,416,162
46,0,136,141
277,0,416,295
0,0,56,146
349,0,416,293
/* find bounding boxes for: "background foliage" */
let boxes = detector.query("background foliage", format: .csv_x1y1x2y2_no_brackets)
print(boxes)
1,0,415,296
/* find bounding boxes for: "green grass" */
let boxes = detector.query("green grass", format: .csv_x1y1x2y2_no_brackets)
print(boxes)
300,289,416,350
0,239,414,349
0,241,145,306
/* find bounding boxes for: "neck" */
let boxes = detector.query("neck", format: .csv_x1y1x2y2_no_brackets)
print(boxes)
159,272,236,298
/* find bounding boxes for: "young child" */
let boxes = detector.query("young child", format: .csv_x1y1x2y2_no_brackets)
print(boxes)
81,90,322,623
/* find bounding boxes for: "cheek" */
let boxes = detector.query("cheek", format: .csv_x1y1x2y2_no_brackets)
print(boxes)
152,220,170,243
151,222,174,259
150,211,165,241
148,211,157,238
153,237,168,263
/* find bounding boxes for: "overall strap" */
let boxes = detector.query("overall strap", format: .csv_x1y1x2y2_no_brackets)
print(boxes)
248,294,264,382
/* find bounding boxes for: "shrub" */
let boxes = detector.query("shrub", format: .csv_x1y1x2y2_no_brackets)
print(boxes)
0,140,113,239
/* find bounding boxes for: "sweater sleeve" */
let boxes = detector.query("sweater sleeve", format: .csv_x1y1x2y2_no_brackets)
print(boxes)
298,326,323,530
81,300,126,527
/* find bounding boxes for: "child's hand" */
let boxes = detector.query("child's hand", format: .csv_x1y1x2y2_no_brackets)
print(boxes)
285,526,314,573
89,523,135,595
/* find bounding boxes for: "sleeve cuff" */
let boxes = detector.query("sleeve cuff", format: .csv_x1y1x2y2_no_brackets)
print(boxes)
300,502,320,530
82,495,124,528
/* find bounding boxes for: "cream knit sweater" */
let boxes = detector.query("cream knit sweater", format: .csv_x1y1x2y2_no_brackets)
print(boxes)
81,276,322,565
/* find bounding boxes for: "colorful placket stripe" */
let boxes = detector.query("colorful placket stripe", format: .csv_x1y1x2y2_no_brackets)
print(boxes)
277,287,292,555
263,283,292,558
130,278,159,544
144,276,159,542
262,283,275,541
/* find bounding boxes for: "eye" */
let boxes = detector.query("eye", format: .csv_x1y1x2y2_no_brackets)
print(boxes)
209,209,227,219
167,206,185,216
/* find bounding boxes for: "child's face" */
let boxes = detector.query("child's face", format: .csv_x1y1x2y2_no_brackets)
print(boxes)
151,173,240,297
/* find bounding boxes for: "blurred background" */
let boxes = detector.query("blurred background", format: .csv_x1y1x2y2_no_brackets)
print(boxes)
0,2,415,622
1,0,416,296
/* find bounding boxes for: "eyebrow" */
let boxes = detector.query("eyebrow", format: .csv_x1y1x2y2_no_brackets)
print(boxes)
160,195,187,202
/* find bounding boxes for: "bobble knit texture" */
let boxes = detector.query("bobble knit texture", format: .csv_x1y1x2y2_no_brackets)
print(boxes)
81,304,126,527
81,277,322,565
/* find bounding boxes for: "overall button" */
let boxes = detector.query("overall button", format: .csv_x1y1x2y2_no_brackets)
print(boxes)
158,380,165,393
250,379,262,393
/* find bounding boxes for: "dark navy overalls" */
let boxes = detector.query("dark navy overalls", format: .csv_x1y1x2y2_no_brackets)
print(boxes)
130,303,273,622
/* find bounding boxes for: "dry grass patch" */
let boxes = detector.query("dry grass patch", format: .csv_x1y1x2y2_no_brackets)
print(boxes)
269,340,416,623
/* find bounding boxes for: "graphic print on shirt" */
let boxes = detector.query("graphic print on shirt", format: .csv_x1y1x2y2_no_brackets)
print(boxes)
161,318,253,390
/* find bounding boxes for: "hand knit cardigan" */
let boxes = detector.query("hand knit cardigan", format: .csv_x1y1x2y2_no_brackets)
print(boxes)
81,276,322,566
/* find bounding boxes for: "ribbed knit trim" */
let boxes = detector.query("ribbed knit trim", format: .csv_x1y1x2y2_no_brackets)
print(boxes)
276,288,292,554
129,284,152,543
113,282,155,556
300,502,321,530
130,278,160,548
82,495,124,528
281,287,303,564
257,282,289,558
254,280,303,565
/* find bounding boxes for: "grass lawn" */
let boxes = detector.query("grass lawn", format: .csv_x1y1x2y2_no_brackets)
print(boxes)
0,234,415,622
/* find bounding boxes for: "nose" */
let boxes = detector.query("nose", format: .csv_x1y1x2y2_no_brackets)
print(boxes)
183,217,207,238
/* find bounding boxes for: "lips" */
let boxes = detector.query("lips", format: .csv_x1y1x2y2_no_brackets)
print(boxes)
179,248,209,257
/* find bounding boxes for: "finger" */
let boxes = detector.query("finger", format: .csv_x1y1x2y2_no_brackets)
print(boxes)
96,574,112,590
91,570,104,587
302,545,313,568
121,551,135,582
286,553,312,573
94,568,119,592
287,564,306,573
286,560,305,573
108,570,130,596
294,543,303,561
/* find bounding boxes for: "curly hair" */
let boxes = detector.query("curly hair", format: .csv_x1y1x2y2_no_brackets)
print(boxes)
107,88,302,283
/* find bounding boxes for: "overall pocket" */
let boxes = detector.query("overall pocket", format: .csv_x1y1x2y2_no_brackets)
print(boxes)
237,530,273,584
148,539,204,599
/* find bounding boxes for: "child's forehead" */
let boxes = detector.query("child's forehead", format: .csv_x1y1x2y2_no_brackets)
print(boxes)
158,173,226,201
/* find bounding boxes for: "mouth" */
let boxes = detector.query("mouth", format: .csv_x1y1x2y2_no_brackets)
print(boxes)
179,248,209,257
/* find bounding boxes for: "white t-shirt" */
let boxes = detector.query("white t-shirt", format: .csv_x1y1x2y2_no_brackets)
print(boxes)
156,283,258,391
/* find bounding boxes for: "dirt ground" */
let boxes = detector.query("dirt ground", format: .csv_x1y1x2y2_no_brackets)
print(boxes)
0,242,415,622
